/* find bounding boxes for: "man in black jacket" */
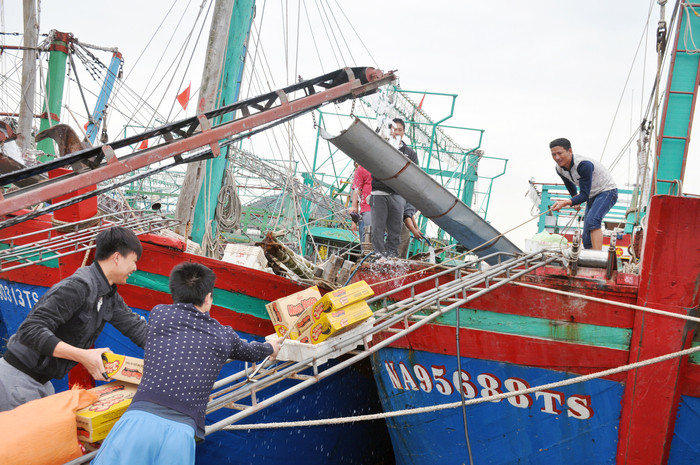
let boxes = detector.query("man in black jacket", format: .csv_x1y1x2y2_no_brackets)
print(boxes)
370,118,419,258
0,226,148,411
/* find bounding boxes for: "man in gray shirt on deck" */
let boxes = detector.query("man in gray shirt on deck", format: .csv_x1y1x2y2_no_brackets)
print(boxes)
370,118,419,258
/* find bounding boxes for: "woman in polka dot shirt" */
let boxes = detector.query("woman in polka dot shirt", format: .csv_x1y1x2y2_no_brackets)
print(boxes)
93,262,281,465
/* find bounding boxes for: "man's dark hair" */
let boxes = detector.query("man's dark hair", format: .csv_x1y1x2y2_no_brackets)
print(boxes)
95,227,143,261
549,138,571,150
169,262,216,306
392,118,406,130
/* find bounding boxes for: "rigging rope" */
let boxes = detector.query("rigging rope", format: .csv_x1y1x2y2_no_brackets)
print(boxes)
513,281,700,324
454,285,475,465
333,0,378,66
600,0,657,162
683,2,700,53
323,0,356,65
313,0,341,68
153,0,211,127
119,0,210,144
302,0,326,74
243,0,269,100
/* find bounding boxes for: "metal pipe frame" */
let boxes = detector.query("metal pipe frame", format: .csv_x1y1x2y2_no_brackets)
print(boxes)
0,212,179,272
204,251,557,433
0,68,395,215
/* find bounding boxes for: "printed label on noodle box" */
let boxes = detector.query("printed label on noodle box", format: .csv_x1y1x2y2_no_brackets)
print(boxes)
265,286,321,338
102,353,144,385
76,381,138,431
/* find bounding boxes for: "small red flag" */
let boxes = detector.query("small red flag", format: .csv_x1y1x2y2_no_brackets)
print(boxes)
417,93,426,110
138,139,149,149
177,83,191,111
83,122,89,131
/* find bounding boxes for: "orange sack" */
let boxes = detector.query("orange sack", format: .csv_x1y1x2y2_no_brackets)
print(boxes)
0,388,99,465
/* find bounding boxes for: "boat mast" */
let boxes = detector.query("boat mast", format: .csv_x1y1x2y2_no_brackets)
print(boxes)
36,31,71,160
175,0,235,238
17,0,38,155
85,51,123,145
176,0,256,254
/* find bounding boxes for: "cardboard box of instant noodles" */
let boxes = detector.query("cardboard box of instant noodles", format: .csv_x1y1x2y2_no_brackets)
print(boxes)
311,281,374,314
102,353,144,385
308,299,373,344
265,286,321,339
76,381,138,442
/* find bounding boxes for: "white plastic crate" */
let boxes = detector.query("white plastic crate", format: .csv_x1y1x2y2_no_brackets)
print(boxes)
265,317,375,366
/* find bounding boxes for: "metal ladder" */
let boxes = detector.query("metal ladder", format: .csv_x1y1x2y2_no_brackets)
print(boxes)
205,250,558,431
65,249,559,464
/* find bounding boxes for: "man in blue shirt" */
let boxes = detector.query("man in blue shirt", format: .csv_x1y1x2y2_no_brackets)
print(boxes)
92,262,280,465
550,138,618,250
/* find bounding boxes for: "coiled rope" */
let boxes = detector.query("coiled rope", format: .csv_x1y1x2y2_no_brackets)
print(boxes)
215,165,242,231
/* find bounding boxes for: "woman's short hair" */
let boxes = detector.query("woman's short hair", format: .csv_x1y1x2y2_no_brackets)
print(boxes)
169,262,216,306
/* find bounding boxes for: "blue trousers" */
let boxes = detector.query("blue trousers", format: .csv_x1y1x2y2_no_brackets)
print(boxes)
583,189,618,249
92,410,195,465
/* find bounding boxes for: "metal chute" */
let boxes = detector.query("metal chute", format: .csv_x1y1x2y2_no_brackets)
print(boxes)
322,118,522,264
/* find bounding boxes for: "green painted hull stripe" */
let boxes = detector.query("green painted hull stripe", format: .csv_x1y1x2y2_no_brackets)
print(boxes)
433,308,631,350
690,341,700,365
126,270,269,319
3,263,640,352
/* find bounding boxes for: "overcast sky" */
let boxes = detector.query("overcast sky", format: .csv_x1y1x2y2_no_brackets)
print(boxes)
2,1,696,248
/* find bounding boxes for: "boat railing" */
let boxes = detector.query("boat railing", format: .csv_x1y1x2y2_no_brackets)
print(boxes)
0,211,180,272
534,183,634,235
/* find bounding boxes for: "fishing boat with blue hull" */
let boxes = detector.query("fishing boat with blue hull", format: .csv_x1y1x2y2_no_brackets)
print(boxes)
309,1,699,461
349,194,700,465
333,130,699,461
373,349,625,464
3,1,700,464
0,213,394,464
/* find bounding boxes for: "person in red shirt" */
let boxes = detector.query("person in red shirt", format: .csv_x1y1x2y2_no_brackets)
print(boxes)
349,162,372,243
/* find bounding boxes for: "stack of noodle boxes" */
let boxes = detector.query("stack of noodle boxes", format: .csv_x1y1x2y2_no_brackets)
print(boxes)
265,281,375,364
75,353,143,443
